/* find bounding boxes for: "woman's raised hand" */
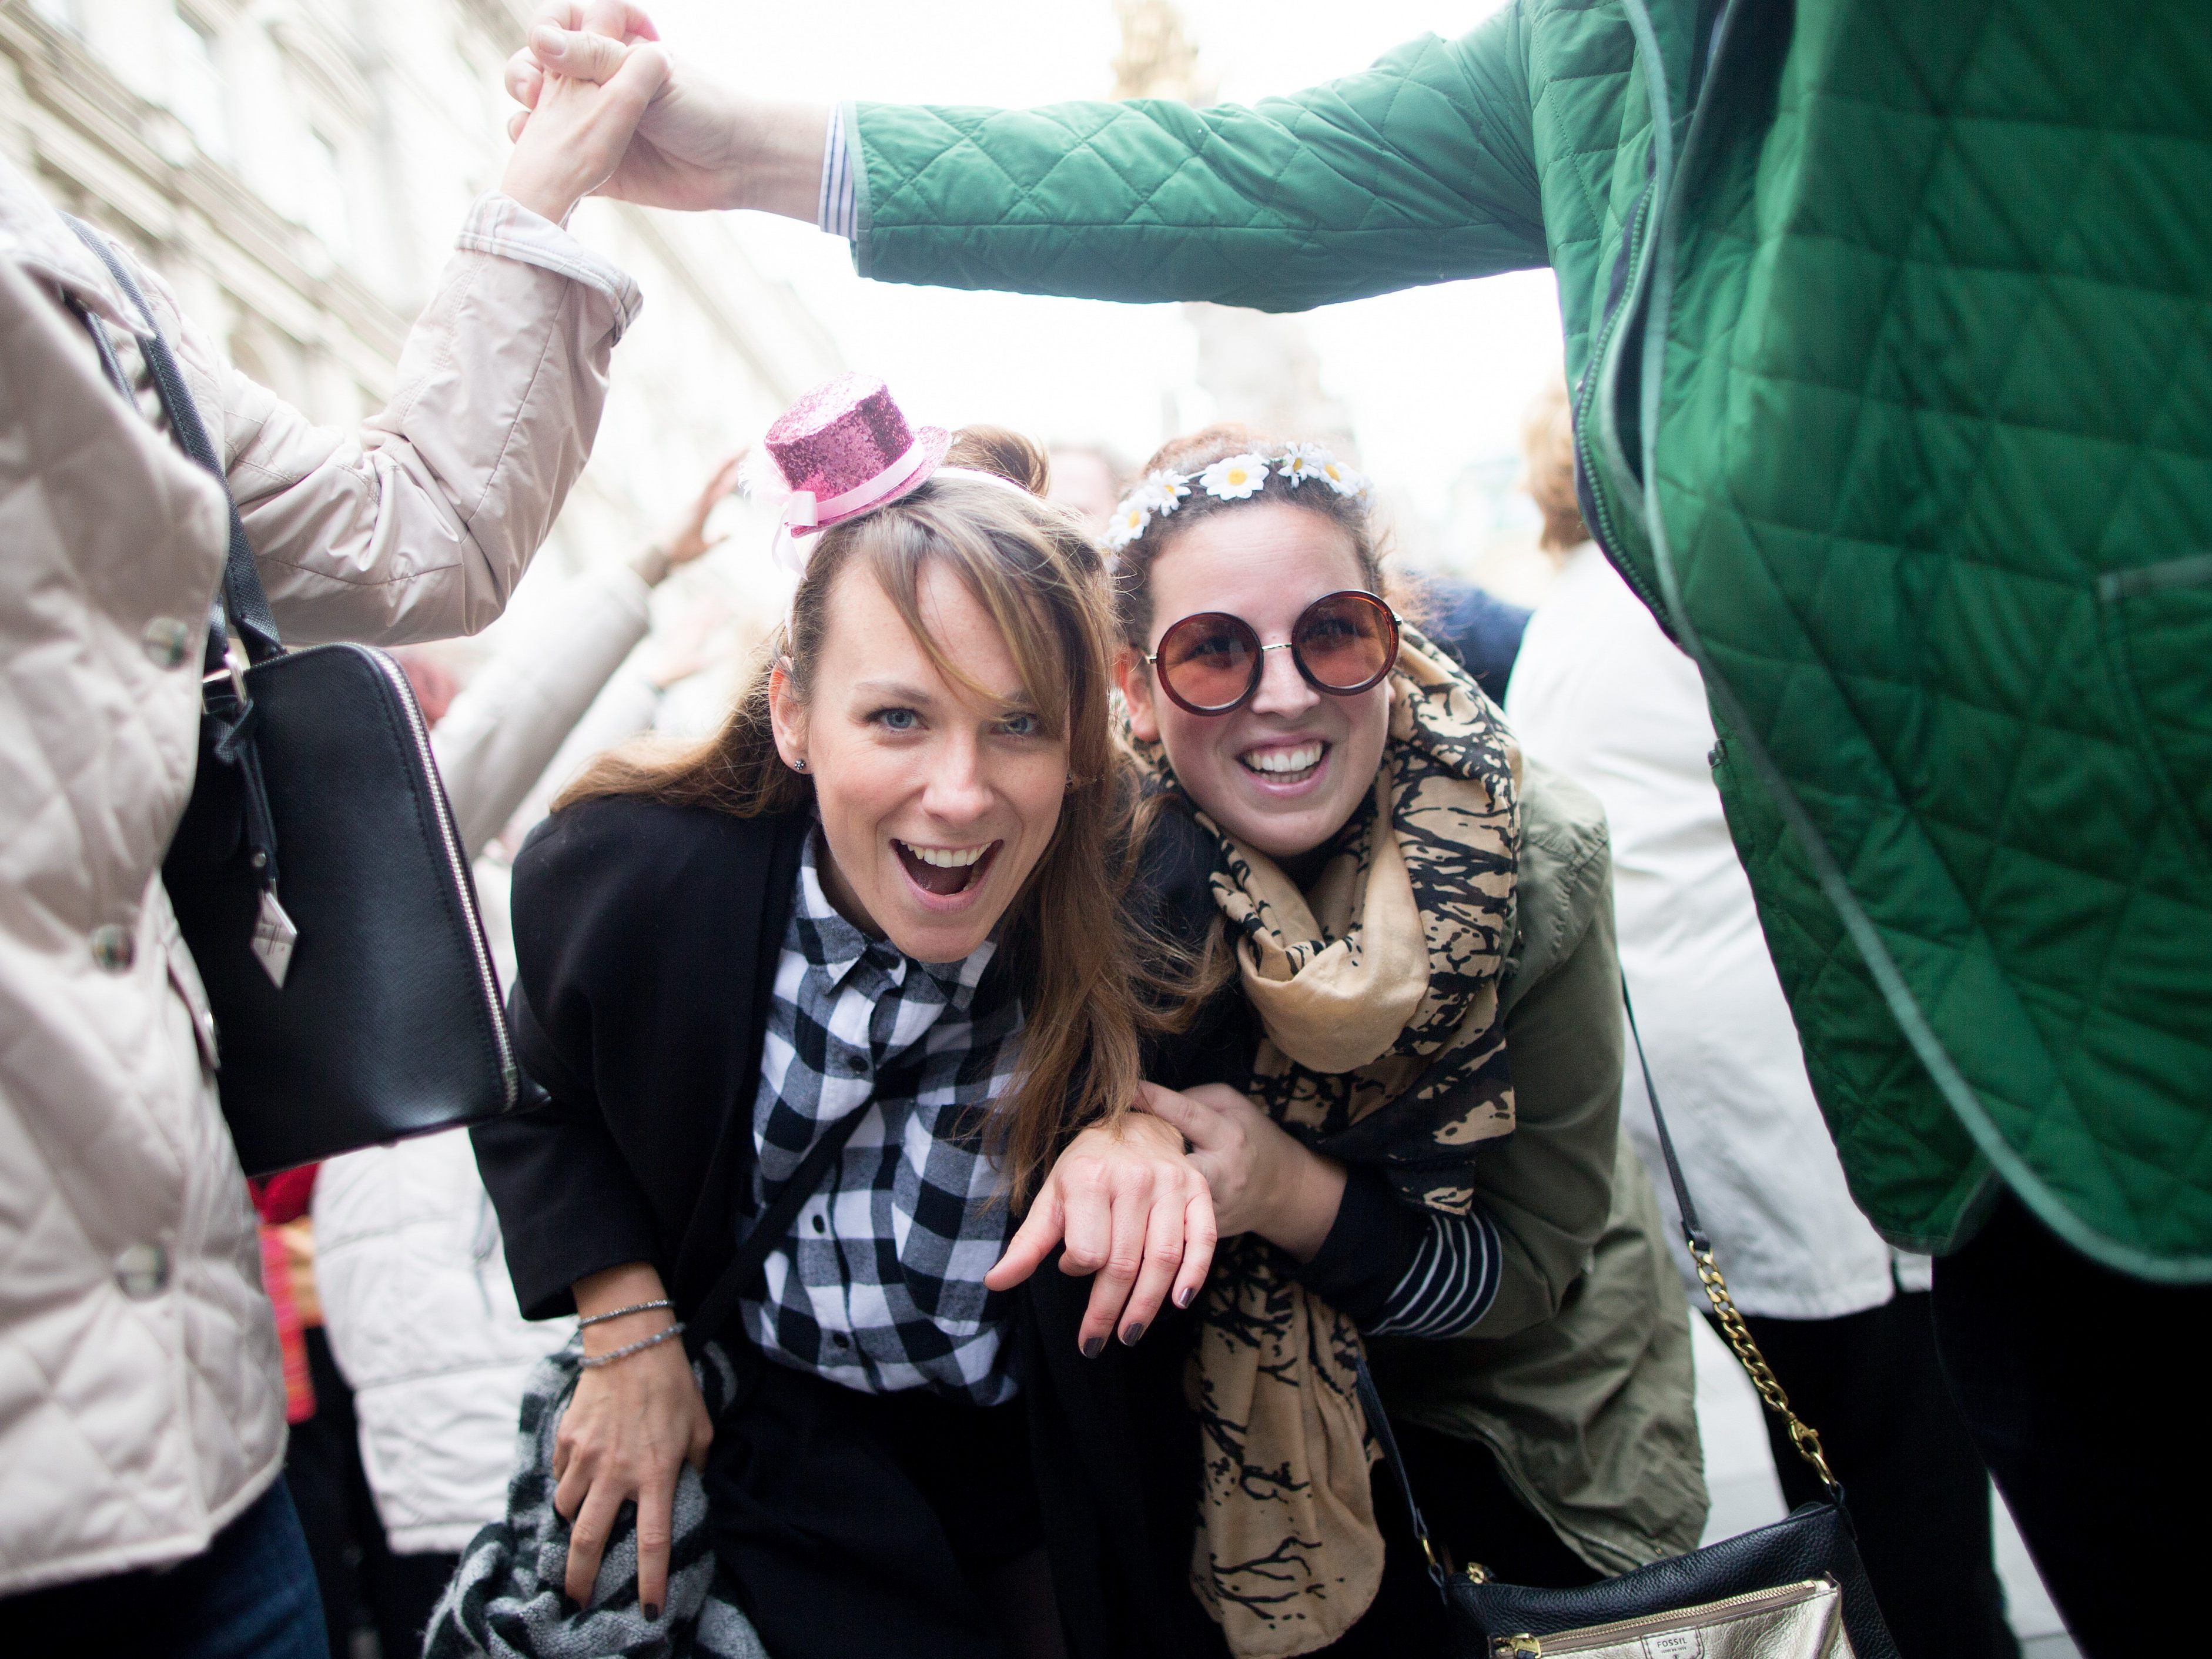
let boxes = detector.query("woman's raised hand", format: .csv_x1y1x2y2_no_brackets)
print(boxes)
986,1111,1217,1354
499,2,671,223
1137,1082,1348,1263
504,2,828,217
662,451,745,569
555,1264,713,1617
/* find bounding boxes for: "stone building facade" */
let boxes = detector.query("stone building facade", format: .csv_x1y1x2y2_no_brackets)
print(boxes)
0,0,839,593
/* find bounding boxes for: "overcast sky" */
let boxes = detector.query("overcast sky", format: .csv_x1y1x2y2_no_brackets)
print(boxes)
645,0,1563,531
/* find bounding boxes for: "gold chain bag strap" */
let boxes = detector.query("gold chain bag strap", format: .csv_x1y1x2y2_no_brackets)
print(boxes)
1354,980,1899,1659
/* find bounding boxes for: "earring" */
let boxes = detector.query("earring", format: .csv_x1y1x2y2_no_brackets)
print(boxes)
794,757,808,772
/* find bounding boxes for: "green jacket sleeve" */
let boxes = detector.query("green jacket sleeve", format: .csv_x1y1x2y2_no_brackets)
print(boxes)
852,6,1547,312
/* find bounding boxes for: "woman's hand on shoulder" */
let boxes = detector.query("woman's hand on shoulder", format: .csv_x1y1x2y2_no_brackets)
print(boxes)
985,1111,1216,1356
555,1265,713,1616
1140,1082,1347,1263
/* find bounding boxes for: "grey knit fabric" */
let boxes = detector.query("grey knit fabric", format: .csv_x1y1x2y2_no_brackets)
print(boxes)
422,1339,766,1659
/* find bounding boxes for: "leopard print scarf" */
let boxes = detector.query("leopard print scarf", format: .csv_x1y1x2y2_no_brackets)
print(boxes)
1134,628,1521,1656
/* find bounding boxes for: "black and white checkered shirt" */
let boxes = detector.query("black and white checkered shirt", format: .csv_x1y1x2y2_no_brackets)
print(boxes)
741,835,1025,1406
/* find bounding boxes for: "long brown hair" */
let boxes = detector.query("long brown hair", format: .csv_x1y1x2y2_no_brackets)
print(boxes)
560,430,1142,1202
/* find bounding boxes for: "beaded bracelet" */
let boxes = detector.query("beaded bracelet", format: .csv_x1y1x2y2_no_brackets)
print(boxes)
578,1322,686,1370
577,1299,674,1329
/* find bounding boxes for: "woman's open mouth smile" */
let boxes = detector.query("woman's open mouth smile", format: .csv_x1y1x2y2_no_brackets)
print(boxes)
1237,740,1330,790
893,838,1003,905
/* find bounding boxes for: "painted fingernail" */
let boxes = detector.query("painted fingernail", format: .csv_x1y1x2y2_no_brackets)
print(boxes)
1080,1336,1105,1359
1174,1285,1197,1309
1121,1321,1146,1346
644,1603,662,1622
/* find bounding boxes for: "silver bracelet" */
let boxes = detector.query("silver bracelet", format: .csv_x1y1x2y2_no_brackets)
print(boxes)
577,1298,674,1329
578,1322,685,1369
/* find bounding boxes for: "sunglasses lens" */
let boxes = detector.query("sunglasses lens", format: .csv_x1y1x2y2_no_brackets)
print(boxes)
1296,593,1396,691
1157,614,1259,711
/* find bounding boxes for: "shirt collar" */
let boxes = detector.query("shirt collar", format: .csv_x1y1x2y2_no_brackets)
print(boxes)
795,830,998,1005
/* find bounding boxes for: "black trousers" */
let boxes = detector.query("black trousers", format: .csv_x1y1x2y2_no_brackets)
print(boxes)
704,1360,1061,1659
1731,1293,2016,1659
1932,1191,2211,1658
284,1327,459,1659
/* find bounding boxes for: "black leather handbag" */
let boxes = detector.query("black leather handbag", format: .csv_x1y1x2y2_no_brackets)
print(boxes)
69,220,520,1175
1358,986,1900,1659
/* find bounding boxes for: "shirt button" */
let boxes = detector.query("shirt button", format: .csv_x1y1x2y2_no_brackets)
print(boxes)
831,1332,851,1349
811,1215,827,1233
91,924,136,973
838,1055,867,1076
143,616,195,669
114,1243,170,1299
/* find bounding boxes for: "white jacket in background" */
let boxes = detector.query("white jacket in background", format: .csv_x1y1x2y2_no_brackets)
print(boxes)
1506,544,1927,1319
313,1135,569,1554
317,560,658,1552
0,154,637,1596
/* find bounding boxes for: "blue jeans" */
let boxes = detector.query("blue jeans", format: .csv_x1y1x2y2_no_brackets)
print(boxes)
4,1479,325,1658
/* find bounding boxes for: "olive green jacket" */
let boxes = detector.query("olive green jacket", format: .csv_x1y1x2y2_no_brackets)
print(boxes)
850,0,2212,1277
1370,759,1706,1573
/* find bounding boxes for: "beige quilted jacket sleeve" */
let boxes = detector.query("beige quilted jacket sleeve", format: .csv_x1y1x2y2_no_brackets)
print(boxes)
160,193,641,647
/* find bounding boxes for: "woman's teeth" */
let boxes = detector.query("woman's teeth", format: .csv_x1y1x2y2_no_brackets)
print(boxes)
895,839,996,897
1241,743,1325,777
899,842,988,868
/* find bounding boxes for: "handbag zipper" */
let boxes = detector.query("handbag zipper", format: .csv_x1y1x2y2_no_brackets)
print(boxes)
1488,1576,1835,1658
364,646,519,1107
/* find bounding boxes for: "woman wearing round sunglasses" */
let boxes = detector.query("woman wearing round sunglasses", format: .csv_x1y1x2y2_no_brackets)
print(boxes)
1112,427,1704,1656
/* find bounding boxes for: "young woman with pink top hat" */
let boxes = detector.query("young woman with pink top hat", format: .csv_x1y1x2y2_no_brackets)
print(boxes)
473,376,1227,1659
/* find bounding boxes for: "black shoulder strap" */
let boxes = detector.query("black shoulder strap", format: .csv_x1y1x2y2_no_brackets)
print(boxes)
62,215,283,664
684,1100,872,1360
1619,975,1711,1250
1354,1356,1451,1594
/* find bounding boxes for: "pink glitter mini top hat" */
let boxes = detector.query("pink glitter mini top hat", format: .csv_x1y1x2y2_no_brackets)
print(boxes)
761,373,951,538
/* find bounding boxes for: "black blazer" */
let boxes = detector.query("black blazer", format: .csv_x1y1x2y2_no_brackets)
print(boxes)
476,795,811,1322
474,793,1233,1659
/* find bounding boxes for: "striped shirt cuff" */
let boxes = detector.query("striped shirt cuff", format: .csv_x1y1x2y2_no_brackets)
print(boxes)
1365,1207,1502,1338
1297,1167,1502,1340
818,105,857,242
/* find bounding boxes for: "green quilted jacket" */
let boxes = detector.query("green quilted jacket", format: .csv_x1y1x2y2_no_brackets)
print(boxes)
851,0,2212,1279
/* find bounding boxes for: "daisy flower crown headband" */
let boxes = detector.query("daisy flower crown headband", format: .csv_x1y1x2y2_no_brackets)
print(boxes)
1103,444,1373,551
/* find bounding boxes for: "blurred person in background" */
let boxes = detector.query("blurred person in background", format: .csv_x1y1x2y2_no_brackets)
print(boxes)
277,454,741,1659
1045,442,1128,540
1421,577,1530,707
0,37,665,1657
509,5,2212,1641
1504,379,2017,1659
1404,392,1561,707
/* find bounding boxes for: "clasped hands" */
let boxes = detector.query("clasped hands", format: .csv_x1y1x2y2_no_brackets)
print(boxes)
986,1082,1348,1356
495,1,671,223
502,1,829,219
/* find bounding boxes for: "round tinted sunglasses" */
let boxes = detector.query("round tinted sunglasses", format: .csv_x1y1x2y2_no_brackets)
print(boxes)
1145,590,1401,716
